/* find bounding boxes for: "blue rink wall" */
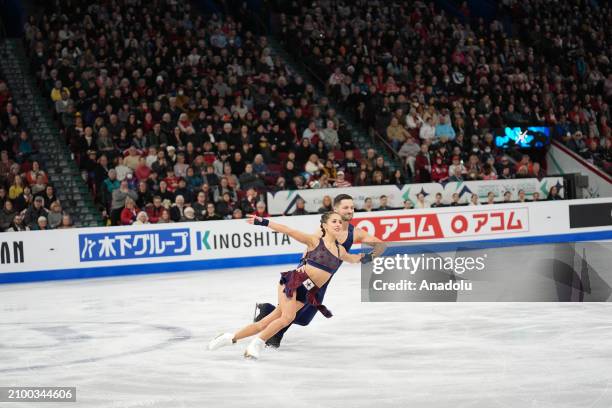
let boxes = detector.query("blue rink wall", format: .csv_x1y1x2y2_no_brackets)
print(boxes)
1,199,610,285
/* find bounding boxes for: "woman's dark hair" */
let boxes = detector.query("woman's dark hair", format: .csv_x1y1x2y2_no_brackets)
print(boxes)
320,211,338,237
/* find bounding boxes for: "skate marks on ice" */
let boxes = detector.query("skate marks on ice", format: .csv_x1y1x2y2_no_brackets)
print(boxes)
0,321,191,373
0,265,611,407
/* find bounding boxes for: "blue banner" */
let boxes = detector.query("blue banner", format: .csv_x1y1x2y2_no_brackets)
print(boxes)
79,229,191,262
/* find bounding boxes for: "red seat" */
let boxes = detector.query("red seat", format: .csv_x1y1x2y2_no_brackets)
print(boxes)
264,175,277,185
278,152,288,162
333,149,345,161
268,163,282,173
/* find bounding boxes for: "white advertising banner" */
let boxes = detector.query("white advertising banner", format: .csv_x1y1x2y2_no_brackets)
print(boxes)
1,198,610,283
266,177,564,215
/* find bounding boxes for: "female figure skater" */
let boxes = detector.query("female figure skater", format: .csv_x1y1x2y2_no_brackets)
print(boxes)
256,193,384,348
208,211,367,359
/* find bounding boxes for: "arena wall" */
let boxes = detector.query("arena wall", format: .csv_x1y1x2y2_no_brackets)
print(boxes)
0,198,610,284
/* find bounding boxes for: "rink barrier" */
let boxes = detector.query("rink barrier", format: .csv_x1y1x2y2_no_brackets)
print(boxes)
0,198,610,284
267,177,565,215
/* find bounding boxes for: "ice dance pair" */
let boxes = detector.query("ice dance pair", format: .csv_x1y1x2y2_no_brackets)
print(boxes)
208,194,383,359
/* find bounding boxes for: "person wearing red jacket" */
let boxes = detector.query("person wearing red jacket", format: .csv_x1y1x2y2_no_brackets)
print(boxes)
146,196,164,223
431,156,449,182
120,198,139,225
414,144,432,182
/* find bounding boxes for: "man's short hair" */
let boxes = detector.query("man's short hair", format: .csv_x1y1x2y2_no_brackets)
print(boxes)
333,194,353,207
380,194,387,199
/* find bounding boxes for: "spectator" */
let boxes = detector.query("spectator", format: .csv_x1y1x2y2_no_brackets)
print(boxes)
240,187,259,214
431,156,449,182
214,177,238,204
448,167,464,182
332,170,350,188
191,192,208,221
320,120,340,150
502,191,513,203
354,170,370,186
203,203,223,221
146,196,165,224
450,193,462,207
133,211,150,225
415,193,429,209
181,207,197,223
239,163,265,190
8,174,25,201
32,216,49,231
24,161,47,185
386,117,409,150
359,197,374,212
124,146,141,170
398,137,420,176
431,193,445,208
23,196,48,229
111,180,138,225
30,174,47,195
318,195,333,213
469,194,480,206
57,214,74,229
547,186,563,201
291,198,309,216
419,117,436,143
50,80,69,102
6,213,28,231
0,200,16,231
390,169,406,185
302,121,319,142
216,192,236,219
157,208,173,224
435,116,456,142
37,185,57,209
252,154,268,176
47,201,63,228
170,195,187,222
120,198,139,225
377,195,392,211
254,201,270,218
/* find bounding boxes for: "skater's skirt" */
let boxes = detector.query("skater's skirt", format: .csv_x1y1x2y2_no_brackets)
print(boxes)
279,270,310,303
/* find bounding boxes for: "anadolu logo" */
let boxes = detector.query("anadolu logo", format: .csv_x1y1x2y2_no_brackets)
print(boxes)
196,230,291,251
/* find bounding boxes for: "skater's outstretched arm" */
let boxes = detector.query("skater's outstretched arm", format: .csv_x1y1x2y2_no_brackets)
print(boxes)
354,228,386,258
338,245,364,264
247,214,318,249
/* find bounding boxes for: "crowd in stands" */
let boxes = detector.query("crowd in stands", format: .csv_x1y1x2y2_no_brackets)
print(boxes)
275,0,610,176
0,75,74,232
8,0,594,228
24,0,371,225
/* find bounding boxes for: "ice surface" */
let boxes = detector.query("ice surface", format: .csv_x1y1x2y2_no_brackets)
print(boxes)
1,263,611,408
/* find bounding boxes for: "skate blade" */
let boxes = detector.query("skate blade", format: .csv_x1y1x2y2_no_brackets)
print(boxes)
244,350,258,360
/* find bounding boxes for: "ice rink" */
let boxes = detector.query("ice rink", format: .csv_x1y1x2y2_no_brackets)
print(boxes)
1,263,612,408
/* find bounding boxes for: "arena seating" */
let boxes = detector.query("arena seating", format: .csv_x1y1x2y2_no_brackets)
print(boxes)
1,0,597,229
